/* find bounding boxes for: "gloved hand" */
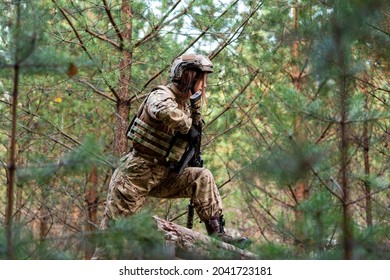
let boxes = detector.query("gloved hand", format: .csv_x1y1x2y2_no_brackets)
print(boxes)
177,125,199,144
191,107,201,115
190,91,202,115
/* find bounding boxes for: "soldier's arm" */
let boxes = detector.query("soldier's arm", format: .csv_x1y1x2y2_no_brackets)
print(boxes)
146,90,192,134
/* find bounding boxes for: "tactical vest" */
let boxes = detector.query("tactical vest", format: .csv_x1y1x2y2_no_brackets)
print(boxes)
127,86,188,163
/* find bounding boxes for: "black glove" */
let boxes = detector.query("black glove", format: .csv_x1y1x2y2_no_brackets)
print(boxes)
176,125,199,144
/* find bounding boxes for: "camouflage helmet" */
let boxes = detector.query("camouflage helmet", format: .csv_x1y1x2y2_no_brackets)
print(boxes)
170,54,213,82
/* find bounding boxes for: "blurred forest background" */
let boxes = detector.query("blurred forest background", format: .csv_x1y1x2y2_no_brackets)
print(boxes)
0,0,389,260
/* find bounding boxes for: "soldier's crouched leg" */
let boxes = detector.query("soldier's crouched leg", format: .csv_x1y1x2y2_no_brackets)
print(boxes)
91,153,153,259
188,168,223,221
150,167,250,248
149,167,223,220
159,167,250,248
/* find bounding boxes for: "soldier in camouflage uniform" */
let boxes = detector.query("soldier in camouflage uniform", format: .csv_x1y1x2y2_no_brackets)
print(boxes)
92,54,249,259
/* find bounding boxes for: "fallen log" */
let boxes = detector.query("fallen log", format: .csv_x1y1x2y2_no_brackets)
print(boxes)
153,216,257,260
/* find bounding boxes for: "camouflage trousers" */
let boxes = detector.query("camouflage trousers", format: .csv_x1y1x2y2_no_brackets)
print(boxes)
99,151,223,230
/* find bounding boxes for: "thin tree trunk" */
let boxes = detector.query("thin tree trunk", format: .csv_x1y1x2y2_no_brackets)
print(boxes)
114,0,133,156
40,188,49,241
362,83,372,227
340,74,352,260
15,151,23,223
291,1,302,92
6,63,19,260
15,187,23,223
291,0,309,223
335,21,352,260
6,2,22,259
85,166,99,259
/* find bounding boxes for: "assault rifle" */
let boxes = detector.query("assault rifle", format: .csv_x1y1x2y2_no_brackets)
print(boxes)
171,91,203,229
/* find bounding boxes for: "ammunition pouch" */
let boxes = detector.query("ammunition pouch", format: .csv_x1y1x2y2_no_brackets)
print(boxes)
127,116,187,163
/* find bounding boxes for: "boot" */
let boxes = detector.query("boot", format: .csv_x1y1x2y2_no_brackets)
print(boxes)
204,215,251,249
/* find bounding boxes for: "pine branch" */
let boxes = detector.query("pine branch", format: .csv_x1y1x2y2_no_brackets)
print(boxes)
134,0,191,48
84,27,121,49
52,0,120,101
367,22,390,36
76,78,116,102
0,99,113,168
210,1,263,60
315,123,335,144
140,0,241,92
205,69,260,129
346,185,390,207
102,0,124,44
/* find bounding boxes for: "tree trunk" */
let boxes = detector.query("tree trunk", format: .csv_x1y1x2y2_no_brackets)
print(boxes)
40,188,49,241
153,216,257,260
290,0,309,229
361,75,372,227
6,1,22,257
14,149,23,223
114,0,133,156
15,187,23,223
85,166,99,259
334,19,353,260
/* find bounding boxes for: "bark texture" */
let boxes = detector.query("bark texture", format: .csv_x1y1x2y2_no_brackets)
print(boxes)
153,216,257,260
